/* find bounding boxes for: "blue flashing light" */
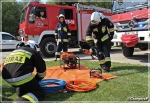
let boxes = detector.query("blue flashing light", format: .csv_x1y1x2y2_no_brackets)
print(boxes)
139,24,143,27
122,26,125,29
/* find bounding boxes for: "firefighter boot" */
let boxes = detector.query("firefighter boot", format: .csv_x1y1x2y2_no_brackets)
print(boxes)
54,58,57,61
100,64,110,72
103,66,110,72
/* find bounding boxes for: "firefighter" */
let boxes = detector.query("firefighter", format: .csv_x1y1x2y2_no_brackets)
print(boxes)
54,14,71,61
86,11,114,72
2,40,46,102
36,11,45,20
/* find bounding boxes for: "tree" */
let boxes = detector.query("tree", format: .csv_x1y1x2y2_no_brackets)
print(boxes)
46,0,111,9
2,1,26,36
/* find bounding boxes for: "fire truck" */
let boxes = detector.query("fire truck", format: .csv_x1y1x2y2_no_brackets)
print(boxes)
19,0,112,57
111,0,149,57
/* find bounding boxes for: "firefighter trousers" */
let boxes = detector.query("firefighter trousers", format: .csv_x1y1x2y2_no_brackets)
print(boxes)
55,42,68,58
15,78,45,102
95,39,111,68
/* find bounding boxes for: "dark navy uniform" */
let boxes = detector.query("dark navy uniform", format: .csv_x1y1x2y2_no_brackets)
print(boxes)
86,18,114,70
54,21,71,58
2,46,46,102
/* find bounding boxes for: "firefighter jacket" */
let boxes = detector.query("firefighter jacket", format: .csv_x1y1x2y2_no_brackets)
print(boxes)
54,21,71,42
2,46,46,87
86,18,114,47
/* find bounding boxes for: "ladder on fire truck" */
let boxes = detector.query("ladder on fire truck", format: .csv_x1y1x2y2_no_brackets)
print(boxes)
73,3,111,13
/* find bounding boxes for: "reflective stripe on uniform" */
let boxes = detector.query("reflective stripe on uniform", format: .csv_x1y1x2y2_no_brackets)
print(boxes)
105,57,111,62
109,28,114,32
99,59,105,64
86,36,93,41
63,39,68,42
58,27,61,31
6,74,34,86
67,33,71,36
63,27,67,32
101,34,109,42
4,50,32,65
54,33,58,36
37,71,46,78
5,73,32,82
55,52,60,55
22,93,38,103
94,39,98,44
12,50,32,56
58,39,68,42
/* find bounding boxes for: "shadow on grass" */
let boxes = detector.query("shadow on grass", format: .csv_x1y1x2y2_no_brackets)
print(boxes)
44,84,100,101
110,64,148,76
44,91,75,101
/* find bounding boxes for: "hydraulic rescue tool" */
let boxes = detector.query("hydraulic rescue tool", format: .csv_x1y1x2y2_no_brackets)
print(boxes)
80,47,105,78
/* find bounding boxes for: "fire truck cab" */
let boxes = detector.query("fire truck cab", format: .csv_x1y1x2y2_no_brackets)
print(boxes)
19,0,112,57
111,0,150,57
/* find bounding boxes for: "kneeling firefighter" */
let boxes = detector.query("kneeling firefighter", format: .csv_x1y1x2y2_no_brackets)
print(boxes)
54,14,71,61
2,40,46,102
86,11,114,72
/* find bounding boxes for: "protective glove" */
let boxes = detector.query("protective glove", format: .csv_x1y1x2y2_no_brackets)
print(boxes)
109,35,113,40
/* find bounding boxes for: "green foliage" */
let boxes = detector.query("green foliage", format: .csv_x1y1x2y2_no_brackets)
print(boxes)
46,0,111,9
2,2,26,36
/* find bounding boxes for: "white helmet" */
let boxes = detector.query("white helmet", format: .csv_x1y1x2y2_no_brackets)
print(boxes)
18,40,40,53
91,11,101,24
58,14,65,19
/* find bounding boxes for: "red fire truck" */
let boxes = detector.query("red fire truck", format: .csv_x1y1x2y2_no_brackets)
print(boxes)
111,0,149,57
18,0,112,57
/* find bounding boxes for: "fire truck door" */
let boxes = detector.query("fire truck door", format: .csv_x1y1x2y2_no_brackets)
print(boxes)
27,7,49,35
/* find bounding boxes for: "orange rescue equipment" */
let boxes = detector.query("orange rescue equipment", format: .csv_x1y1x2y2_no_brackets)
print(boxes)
66,79,97,92
60,52,80,69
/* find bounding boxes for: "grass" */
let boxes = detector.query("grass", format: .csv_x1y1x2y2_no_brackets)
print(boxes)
1,60,148,101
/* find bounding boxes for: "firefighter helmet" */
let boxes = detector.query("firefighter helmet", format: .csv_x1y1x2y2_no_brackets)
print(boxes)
91,11,101,24
18,40,40,53
58,14,65,19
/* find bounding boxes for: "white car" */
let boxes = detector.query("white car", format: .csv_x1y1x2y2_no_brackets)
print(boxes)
0,32,21,50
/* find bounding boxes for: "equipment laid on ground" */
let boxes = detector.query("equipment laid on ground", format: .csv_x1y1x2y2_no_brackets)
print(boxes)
80,47,105,78
66,79,97,92
60,52,80,69
39,79,66,93
90,68,102,78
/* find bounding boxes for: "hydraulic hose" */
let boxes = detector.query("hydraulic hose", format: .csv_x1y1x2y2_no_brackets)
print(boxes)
66,79,97,92
39,79,66,93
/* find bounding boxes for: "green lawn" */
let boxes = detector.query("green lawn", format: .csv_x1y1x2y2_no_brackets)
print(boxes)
1,61,148,101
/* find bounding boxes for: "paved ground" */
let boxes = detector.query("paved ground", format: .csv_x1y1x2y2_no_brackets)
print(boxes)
0,47,149,66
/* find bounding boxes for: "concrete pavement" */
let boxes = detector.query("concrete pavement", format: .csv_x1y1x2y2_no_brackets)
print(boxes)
0,47,149,66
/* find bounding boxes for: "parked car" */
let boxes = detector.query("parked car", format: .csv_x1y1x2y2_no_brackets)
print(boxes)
0,32,21,50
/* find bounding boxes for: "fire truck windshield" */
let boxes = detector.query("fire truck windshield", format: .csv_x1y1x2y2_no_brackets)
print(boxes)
20,10,26,23
112,0,148,14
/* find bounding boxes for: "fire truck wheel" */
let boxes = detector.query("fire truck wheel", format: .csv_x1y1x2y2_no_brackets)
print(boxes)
40,37,56,57
139,47,148,51
122,44,134,57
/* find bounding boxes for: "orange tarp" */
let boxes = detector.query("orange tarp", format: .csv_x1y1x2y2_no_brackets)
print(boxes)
0,63,117,83
34,65,117,83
